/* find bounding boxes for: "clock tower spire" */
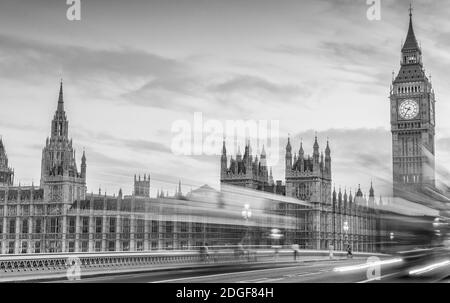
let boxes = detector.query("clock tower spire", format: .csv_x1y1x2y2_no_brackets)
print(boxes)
390,7,436,197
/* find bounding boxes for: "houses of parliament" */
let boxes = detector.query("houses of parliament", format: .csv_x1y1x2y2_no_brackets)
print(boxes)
220,136,380,251
0,9,433,254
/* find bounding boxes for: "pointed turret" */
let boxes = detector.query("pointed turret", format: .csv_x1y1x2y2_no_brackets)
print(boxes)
356,184,363,197
324,139,331,177
260,145,267,168
50,81,69,139
313,135,320,166
221,139,226,159
397,5,424,69
325,139,331,156
338,187,342,208
332,186,337,204
313,135,319,150
285,135,292,170
221,140,228,177
57,80,64,112
0,136,14,186
299,140,304,159
343,188,348,211
0,137,7,167
81,149,86,179
286,136,292,153
354,184,364,206
368,182,375,208
246,139,252,160
236,146,242,161
402,6,420,52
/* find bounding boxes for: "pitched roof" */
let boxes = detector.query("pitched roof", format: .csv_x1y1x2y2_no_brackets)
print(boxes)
402,13,420,52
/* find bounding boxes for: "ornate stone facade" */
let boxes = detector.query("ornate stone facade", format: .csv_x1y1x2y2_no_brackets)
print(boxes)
391,10,436,197
220,136,379,251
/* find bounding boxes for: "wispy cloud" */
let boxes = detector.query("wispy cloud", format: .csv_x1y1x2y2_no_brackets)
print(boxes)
0,33,186,83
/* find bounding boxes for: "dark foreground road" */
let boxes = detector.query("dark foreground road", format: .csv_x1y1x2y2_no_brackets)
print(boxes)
55,258,362,283
50,256,449,283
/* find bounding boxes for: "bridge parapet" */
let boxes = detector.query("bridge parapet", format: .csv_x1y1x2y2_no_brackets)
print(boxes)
0,248,387,282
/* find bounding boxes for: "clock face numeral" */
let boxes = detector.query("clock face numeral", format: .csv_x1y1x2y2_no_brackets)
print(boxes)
399,99,419,120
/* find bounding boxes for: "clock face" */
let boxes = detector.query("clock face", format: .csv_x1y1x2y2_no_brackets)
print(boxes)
399,99,419,120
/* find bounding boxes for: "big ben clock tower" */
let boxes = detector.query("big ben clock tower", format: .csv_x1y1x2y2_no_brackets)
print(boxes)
391,8,436,197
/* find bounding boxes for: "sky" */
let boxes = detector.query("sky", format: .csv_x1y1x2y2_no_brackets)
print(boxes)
1,0,450,198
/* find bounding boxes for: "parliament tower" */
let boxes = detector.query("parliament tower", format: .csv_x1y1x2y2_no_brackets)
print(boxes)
390,9,436,197
40,81,87,204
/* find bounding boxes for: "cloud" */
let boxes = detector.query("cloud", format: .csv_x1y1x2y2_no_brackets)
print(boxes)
320,41,386,64
121,73,312,115
209,74,302,96
206,74,314,113
119,76,204,112
0,33,186,83
73,129,171,154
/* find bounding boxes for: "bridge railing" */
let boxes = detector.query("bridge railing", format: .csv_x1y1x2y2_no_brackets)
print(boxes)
0,247,387,281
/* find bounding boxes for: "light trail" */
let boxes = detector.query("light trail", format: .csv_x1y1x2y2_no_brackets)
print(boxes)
333,258,403,273
409,260,450,276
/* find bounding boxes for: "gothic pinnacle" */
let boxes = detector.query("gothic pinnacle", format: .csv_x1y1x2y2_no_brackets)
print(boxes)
57,80,64,112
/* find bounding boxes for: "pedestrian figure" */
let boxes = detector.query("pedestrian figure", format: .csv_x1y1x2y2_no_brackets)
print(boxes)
347,244,353,259
291,244,299,261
